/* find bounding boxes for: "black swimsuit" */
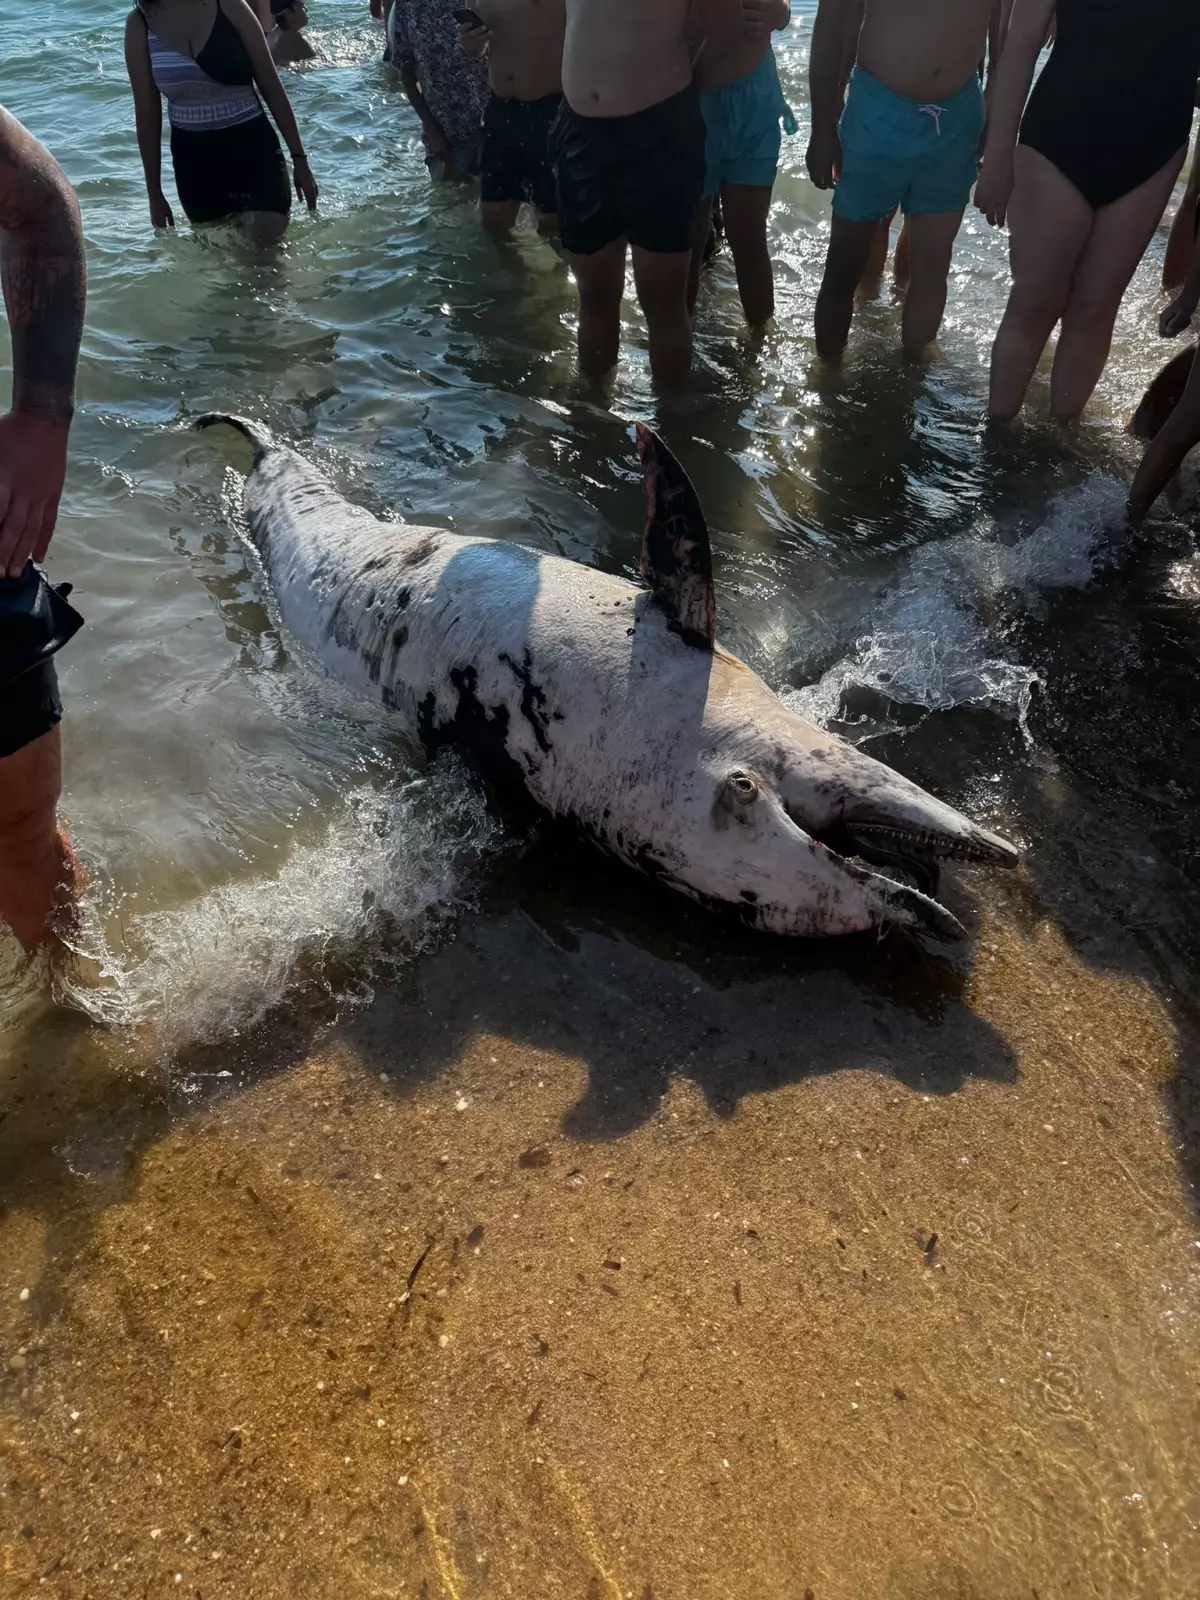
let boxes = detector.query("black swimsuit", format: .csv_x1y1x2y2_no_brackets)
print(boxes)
138,1,290,224
1019,0,1200,209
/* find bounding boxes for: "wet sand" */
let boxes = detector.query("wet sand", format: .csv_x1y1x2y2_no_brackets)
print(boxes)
3,876,1198,1599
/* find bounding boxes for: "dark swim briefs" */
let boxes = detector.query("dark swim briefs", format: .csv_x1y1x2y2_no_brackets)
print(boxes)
0,564,84,761
550,84,706,255
482,93,562,214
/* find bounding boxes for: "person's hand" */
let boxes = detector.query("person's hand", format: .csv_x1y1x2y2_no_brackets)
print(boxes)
1160,290,1199,337
974,154,1014,227
458,19,491,55
425,122,452,163
149,189,175,228
806,128,841,190
0,413,70,577
293,155,319,211
743,0,789,37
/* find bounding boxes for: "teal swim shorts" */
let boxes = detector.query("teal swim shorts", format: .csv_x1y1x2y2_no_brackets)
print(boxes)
834,67,984,222
701,47,796,198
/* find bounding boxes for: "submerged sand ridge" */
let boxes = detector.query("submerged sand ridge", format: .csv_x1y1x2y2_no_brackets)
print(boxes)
1,896,1197,1599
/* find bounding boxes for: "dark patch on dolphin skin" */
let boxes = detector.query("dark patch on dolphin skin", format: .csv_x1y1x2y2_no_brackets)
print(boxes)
417,666,531,802
361,555,390,574
401,533,441,570
499,649,557,756
741,889,759,904
392,624,409,653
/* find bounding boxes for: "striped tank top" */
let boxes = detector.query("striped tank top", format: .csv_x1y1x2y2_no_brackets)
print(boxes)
143,6,262,132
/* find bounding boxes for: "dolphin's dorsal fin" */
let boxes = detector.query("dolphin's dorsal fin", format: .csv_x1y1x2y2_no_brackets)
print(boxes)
635,423,716,650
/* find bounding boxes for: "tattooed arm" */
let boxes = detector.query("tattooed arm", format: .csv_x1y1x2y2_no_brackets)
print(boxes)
0,107,86,576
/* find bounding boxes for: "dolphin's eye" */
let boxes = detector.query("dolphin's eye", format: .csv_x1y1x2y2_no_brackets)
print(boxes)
728,771,758,801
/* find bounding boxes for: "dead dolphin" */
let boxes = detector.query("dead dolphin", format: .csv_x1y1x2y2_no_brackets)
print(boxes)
198,415,1018,938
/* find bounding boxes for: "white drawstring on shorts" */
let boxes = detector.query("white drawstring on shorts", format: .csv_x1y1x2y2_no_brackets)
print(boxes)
918,103,943,137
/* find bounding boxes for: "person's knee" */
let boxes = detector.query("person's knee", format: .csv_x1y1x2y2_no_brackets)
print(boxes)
482,201,518,235
0,786,57,855
1060,288,1122,334
245,212,288,247
1004,284,1066,334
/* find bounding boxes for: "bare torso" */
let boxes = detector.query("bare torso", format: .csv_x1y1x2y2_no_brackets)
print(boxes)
857,0,992,100
562,0,693,117
695,32,771,92
478,0,564,100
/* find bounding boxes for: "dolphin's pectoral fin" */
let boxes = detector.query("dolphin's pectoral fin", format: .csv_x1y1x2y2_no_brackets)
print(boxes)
634,423,716,650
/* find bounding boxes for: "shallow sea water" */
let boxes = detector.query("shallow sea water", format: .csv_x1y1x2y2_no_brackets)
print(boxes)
1,5,1198,1597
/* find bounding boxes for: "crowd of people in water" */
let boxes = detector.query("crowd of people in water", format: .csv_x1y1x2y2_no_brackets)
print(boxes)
2,0,1200,958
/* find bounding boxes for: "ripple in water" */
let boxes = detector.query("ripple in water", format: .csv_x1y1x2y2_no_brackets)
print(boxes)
44,759,503,1055
785,475,1126,739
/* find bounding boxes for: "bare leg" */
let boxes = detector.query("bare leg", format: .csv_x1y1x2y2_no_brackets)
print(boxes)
1129,337,1200,522
242,210,289,247
566,238,627,378
1163,142,1200,289
482,199,521,236
893,218,910,289
687,196,716,315
814,214,885,360
721,182,775,328
901,208,965,353
988,146,1093,421
1052,146,1186,421
862,215,892,285
631,245,695,390
0,727,77,951
1130,344,1197,440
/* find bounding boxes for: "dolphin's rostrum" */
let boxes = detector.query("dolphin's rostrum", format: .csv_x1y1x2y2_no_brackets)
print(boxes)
198,414,1018,939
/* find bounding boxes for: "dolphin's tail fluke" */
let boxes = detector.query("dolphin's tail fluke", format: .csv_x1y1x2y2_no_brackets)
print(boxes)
195,413,273,466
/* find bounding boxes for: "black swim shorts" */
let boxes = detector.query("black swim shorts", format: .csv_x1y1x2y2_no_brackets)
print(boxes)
551,84,706,255
482,93,562,214
0,564,83,761
170,114,291,226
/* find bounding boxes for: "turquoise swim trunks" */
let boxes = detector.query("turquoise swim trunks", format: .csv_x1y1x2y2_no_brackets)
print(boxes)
701,47,796,198
834,67,984,222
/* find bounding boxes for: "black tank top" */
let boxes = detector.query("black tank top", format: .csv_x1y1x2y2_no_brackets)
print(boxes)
137,1,256,87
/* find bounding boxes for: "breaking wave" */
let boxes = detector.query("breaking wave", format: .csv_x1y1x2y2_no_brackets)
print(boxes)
784,475,1126,738
8,760,502,1056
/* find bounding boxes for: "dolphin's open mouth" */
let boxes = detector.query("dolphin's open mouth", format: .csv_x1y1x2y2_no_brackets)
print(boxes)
784,811,1019,940
812,816,1018,900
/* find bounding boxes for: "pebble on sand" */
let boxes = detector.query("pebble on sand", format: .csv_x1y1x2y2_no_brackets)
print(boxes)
18,1288,30,1302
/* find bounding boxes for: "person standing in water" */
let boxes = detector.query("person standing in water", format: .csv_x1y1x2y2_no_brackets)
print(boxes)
976,0,1200,422
807,0,994,361
268,0,316,65
389,0,490,183
689,0,795,330
1127,258,1200,525
552,0,743,388
125,0,318,246
0,107,87,952
457,0,565,238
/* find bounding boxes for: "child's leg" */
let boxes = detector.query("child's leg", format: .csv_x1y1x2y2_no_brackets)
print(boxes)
901,209,965,353
1130,344,1196,441
815,216,886,357
1129,339,1200,523
721,182,775,327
